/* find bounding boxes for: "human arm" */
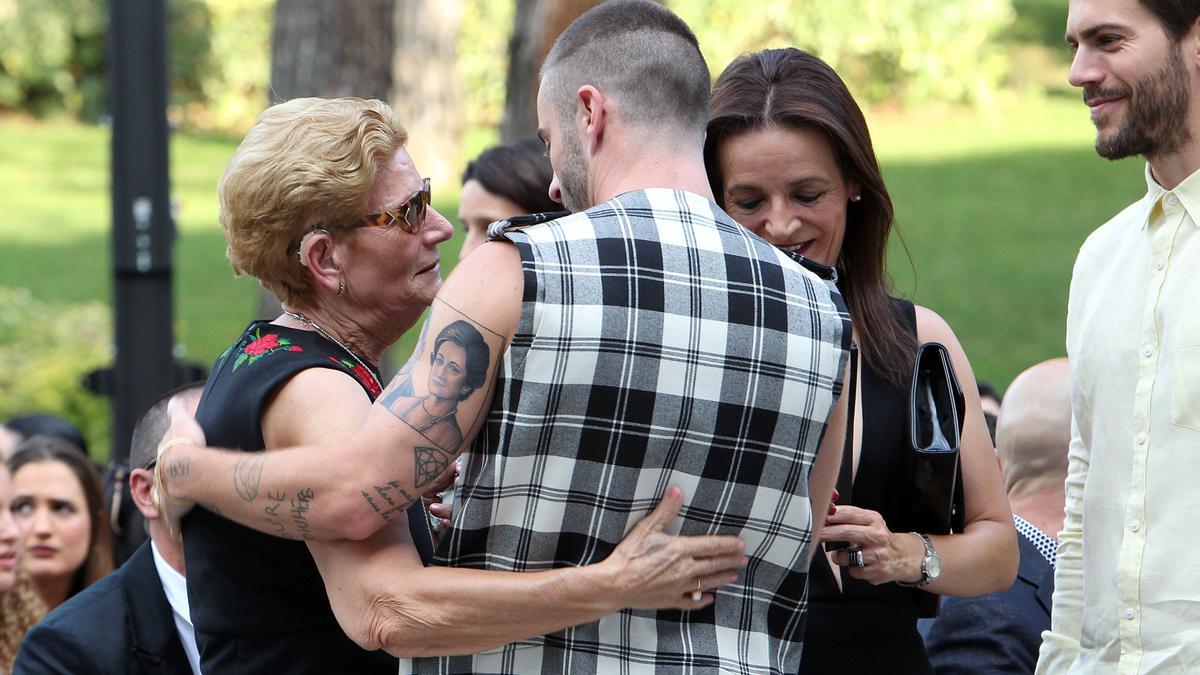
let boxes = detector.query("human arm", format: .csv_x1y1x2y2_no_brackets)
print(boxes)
1034,412,1086,673
260,348,744,657
808,353,849,555
156,242,522,542
311,488,744,657
823,306,1018,595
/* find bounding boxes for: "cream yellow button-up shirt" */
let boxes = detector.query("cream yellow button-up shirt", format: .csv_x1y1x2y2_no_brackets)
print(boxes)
1037,165,1200,674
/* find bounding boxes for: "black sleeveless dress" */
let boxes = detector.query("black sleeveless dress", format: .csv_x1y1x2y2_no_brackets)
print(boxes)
185,320,433,674
799,299,932,674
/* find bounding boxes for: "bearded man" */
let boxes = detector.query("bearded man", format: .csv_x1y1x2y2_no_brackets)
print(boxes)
1038,1,1200,672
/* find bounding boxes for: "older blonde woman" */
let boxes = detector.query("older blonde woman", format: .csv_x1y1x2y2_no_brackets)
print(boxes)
182,97,746,674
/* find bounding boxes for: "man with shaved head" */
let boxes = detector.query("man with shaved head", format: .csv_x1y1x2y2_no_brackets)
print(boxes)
922,359,1070,674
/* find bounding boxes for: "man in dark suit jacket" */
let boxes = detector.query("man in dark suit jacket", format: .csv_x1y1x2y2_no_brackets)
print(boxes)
920,359,1070,674
14,386,203,675
14,542,191,674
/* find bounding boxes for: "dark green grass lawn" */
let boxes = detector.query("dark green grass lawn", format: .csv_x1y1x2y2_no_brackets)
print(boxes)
0,98,1144,401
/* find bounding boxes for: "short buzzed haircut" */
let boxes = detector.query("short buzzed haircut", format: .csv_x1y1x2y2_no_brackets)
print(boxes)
540,0,711,140
130,383,205,471
996,359,1071,496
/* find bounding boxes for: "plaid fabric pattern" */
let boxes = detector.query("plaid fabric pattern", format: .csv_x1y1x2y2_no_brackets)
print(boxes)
409,189,849,674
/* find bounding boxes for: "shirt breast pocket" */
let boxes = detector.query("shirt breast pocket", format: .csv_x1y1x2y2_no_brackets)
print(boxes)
1172,319,1200,431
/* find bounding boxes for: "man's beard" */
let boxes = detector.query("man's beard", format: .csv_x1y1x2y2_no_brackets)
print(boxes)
1089,47,1192,160
556,124,591,212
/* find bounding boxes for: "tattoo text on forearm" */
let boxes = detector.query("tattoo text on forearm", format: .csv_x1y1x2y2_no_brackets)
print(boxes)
360,480,419,522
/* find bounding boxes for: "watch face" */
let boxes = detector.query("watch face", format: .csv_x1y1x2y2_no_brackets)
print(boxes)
927,554,942,579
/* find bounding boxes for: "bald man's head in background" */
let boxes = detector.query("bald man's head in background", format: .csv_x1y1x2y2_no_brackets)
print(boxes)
996,358,1071,500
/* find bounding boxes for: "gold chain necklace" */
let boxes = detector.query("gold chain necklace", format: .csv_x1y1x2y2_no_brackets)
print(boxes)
282,310,381,392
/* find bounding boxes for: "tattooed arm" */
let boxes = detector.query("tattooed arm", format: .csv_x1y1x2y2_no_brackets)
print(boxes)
157,242,522,541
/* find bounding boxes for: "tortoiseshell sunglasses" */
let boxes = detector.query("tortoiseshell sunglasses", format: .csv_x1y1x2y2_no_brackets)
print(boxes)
333,177,431,234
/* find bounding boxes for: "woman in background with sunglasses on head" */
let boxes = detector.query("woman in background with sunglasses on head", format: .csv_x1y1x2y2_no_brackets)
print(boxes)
705,50,1016,673
179,97,748,675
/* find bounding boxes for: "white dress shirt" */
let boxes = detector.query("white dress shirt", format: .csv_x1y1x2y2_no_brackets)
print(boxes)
151,540,202,675
1037,164,1200,674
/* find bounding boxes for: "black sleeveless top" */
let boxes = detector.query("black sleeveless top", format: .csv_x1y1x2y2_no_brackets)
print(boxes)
186,321,433,674
799,299,932,674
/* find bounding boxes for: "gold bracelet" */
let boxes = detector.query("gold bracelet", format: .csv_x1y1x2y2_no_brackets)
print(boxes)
155,437,194,504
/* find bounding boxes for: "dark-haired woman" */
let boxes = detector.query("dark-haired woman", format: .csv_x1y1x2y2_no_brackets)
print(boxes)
705,48,1016,673
458,137,561,258
8,436,113,611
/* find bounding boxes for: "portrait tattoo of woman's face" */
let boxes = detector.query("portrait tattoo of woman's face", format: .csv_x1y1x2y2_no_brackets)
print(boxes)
379,309,497,455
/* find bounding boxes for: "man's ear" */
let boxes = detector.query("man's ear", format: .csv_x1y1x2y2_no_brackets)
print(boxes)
576,85,607,156
129,468,159,520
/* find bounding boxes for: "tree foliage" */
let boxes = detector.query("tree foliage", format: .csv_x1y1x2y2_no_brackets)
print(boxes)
0,0,271,132
672,0,1016,107
0,287,111,459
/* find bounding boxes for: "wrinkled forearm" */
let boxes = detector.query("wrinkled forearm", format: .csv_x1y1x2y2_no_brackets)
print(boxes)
369,565,622,657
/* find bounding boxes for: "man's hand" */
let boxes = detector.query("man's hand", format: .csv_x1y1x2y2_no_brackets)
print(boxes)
152,394,206,535
602,487,747,610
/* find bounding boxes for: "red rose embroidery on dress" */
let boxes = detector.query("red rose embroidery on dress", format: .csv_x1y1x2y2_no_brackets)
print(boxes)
232,328,301,371
328,356,382,397
351,364,383,397
244,333,280,355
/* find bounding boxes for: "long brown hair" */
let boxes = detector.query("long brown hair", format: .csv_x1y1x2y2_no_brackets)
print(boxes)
706,47,914,385
8,437,113,602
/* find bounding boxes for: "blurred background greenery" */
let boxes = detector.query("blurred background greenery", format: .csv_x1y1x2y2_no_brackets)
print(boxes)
0,0,1143,458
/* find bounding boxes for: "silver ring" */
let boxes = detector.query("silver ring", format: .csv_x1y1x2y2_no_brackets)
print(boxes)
849,549,865,568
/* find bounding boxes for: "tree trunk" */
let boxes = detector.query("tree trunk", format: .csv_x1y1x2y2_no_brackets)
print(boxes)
258,0,396,320
499,0,601,143
390,0,463,188
269,0,395,101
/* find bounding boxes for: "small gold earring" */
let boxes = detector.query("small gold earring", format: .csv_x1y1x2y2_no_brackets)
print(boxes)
338,278,346,296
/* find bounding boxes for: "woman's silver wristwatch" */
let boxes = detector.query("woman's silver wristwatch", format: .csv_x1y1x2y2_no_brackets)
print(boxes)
896,532,941,587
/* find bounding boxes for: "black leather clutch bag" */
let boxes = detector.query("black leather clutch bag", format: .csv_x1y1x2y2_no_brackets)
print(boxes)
903,342,966,537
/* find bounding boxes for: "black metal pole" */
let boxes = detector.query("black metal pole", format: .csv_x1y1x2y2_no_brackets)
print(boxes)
108,0,174,462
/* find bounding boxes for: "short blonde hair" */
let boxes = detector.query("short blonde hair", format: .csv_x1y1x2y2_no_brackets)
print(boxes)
218,97,408,306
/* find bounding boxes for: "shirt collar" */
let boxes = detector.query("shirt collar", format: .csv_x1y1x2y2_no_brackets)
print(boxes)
151,539,192,625
1143,162,1200,230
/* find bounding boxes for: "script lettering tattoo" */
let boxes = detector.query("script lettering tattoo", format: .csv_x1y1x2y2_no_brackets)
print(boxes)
263,488,288,537
290,488,315,540
234,455,265,502
360,480,418,522
414,446,451,489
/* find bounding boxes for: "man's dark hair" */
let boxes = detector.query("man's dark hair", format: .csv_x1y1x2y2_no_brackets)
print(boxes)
1141,0,1200,41
129,382,205,471
3,413,89,458
462,137,560,215
540,0,710,139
